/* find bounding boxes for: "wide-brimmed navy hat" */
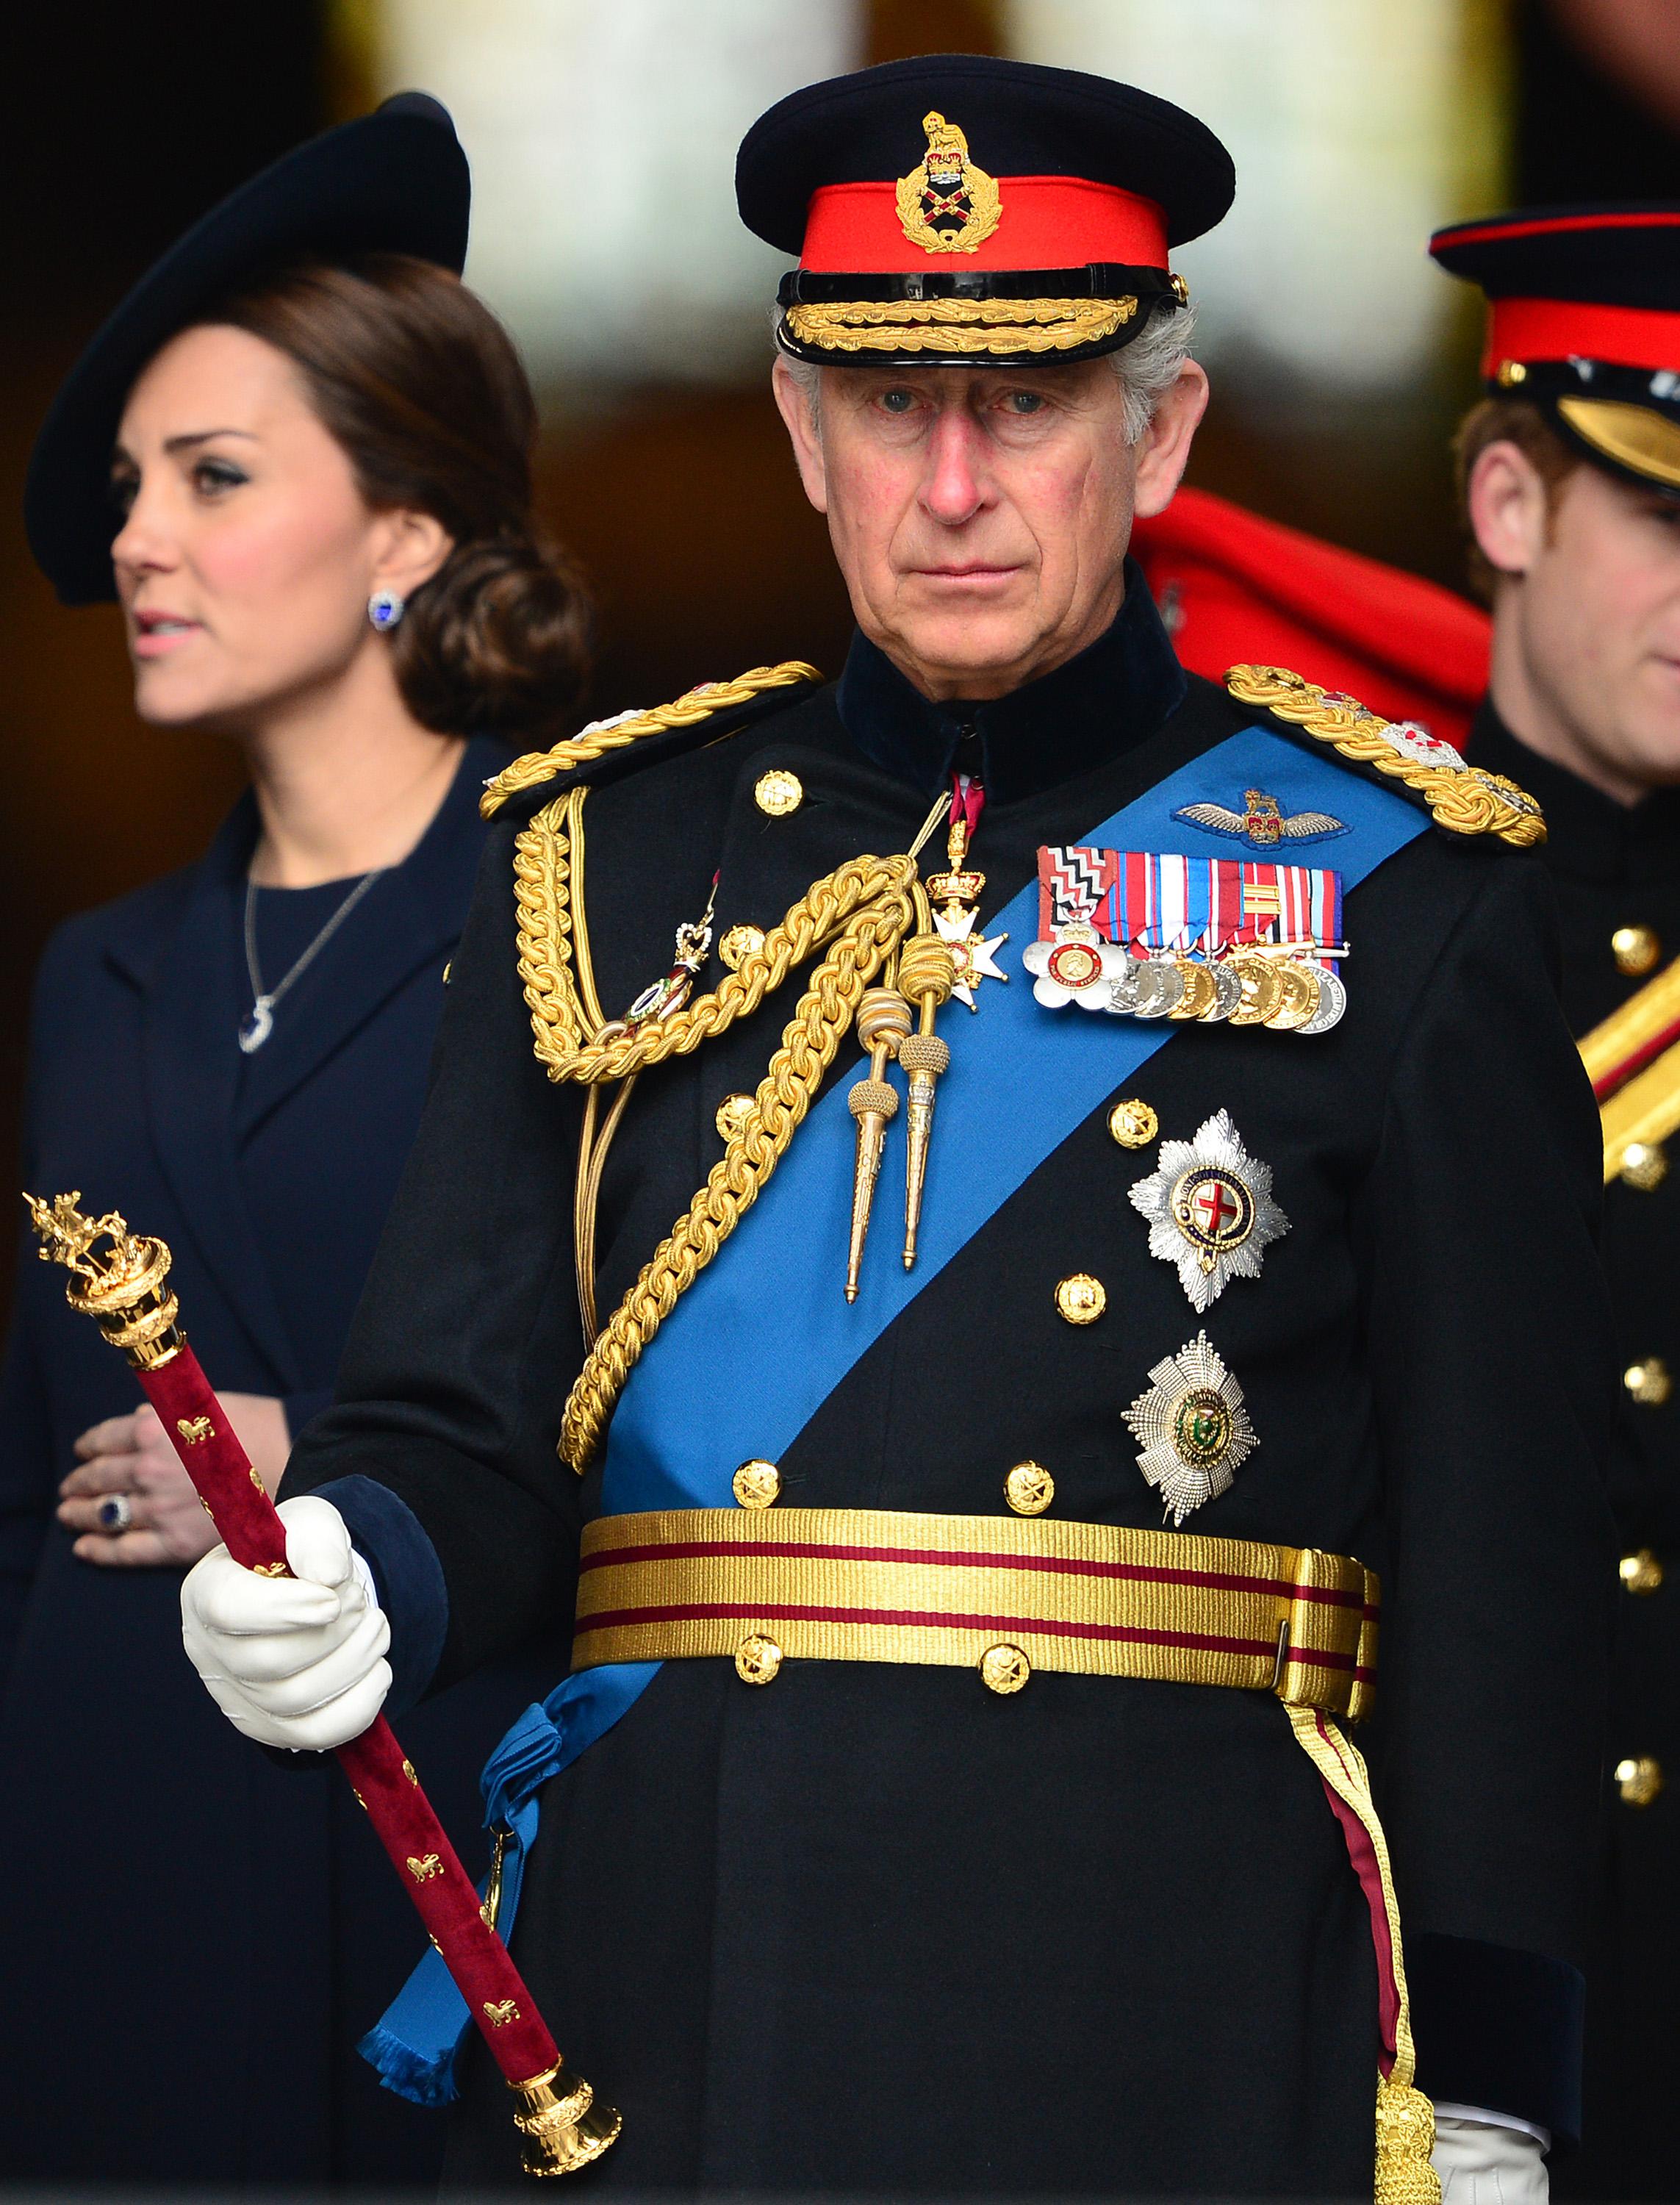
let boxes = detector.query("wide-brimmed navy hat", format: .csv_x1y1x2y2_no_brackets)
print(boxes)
26,92,470,605
737,53,1234,369
1432,204,1680,494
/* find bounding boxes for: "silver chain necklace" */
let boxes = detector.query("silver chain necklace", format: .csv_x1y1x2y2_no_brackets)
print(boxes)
239,868,384,1053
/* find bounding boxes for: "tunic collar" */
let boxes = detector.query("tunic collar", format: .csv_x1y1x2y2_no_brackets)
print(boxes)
834,559,1188,805
1471,695,1680,886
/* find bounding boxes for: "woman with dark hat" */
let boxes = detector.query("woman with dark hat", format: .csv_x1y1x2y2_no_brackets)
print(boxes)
0,95,589,2185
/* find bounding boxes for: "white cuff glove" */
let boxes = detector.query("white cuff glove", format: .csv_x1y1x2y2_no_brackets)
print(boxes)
180,1494,391,1751
1432,2112,1548,2201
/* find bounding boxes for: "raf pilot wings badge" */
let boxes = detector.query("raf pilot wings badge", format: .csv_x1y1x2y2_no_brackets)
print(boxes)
1173,788,1349,850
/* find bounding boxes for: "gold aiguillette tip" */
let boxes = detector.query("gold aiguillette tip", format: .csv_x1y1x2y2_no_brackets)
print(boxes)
844,989,911,1299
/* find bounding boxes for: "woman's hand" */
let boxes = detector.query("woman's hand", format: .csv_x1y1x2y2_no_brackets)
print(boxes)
58,1393,292,1568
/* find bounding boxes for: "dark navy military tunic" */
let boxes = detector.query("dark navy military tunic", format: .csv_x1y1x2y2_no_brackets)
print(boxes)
1473,706,1680,2203
291,597,1614,2195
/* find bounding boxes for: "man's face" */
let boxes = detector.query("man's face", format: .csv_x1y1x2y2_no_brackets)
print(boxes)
772,354,1206,700
1475,440,1680,800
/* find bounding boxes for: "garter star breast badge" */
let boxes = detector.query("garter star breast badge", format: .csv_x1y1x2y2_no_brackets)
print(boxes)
1128,1110,1289,1311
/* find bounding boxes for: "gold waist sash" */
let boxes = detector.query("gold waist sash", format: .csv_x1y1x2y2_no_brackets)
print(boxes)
573,1507,1379,1721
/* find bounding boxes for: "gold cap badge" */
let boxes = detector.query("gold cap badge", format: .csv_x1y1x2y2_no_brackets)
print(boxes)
896,111,1002,255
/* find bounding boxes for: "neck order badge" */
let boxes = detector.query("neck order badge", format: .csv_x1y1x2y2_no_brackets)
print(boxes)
367,722,1429,2101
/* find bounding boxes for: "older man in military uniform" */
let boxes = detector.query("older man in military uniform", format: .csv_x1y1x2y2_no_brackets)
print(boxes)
181,58,1611,2198
1432,207,1680,2202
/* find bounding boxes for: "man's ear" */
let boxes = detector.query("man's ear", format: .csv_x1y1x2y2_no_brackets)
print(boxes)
370,506,454,601
1132,359,1210,522
1467,440,1554,580
772,356,829,516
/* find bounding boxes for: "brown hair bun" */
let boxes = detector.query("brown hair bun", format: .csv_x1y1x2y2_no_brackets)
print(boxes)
207,252,592,736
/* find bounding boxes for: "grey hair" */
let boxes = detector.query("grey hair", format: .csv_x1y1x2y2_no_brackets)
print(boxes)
777,298,1196,444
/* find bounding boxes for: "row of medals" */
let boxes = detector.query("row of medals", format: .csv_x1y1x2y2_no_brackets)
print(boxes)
1047,928,1348,1036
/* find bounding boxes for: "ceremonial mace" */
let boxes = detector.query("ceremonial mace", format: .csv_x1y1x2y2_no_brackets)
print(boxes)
24,1191,620,2180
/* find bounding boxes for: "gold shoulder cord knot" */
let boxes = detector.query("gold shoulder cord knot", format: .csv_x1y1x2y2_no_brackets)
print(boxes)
1224,664,1545,850
481,662,822,818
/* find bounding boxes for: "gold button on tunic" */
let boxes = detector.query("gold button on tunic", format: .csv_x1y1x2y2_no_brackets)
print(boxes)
719,923,767,970
732,1458,781,1509
1615,1754,1665,1807
1004,1462,1055,1516
980,1644,1031,1695
1108,1098,1159,1149
715,1093,755,1142
1624,1358,1672,1408
735,1634,783,1684
1613,925,1661,977
1620,1549,1664,1596
754,770,804,817
1055,1274,1107,1325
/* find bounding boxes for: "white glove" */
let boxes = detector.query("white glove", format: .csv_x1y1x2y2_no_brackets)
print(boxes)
180,1494,391,1751
1432,2112,1548,2201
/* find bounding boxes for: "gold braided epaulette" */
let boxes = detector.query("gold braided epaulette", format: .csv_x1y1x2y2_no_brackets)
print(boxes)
481,661,823,818
1224,664,1546,848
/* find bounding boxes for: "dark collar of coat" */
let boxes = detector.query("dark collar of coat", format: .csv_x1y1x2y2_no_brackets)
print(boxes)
114,734,503,1388
833,558,1188,806
1471,695,1680,886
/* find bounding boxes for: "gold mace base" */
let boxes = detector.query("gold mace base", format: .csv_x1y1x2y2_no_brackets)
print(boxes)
509,2062,622,2178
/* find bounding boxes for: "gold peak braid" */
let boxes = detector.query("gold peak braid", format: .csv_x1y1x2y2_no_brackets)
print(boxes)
1224,663,1546,849
481,660,822,818
559,867,919,1468
785,296,1135,356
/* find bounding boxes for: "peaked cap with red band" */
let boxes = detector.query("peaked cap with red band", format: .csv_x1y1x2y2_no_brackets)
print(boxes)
736,53,1234,368
1430,204,1680,495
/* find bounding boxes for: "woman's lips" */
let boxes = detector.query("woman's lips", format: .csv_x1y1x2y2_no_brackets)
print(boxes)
132,615,201,659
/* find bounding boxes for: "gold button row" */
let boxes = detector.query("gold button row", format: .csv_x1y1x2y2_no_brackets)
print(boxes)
734,1631,1031,1694
732,1454,1058,1520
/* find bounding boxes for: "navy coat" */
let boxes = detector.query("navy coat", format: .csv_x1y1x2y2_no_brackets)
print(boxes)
0,735,563,2186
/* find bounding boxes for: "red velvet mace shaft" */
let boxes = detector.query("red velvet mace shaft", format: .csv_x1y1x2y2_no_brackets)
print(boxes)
146,1340,559,2071
24,1190,618,2179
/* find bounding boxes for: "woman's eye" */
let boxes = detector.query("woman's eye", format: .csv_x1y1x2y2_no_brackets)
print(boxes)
193,459,248,495
109,474,139,516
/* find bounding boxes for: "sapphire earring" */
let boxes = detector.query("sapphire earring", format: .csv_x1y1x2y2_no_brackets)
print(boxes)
368,589,406,632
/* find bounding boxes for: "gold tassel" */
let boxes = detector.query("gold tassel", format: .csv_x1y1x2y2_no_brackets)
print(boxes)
1374,2076,1440,2204
1285,1705,1440,2205
894,933,955,1269
845,988,911,1301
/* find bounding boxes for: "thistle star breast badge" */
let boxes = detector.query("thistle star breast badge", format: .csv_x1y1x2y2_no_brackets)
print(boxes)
1129,1110,1289,1311
1173,789,1349,850
1123,1330,1257,1524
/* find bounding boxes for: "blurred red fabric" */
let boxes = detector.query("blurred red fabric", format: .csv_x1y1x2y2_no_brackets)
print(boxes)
1132,485,1491,746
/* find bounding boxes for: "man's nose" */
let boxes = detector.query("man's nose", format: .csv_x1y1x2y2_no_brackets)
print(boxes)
919,408,992,528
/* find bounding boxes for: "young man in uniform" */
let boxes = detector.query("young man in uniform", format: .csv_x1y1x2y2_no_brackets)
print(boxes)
181,59,1611,2198
1432,205,1680,2203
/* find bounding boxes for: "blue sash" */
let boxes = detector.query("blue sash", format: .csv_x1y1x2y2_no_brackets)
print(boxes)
363,723,1427,2102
